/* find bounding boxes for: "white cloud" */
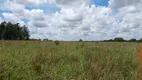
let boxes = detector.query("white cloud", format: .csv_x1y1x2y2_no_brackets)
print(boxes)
31,9,45,21
107,0,142,40
5,1,31,18
2,13,25,25
116,10,142,39
1,0,142,40
3,1,118,40
29,4,117,40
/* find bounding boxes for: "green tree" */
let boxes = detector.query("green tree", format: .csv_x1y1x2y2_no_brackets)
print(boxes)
79,39,83,42
139,38,142,42
0,21,6,40
21,25,30,40
129,38,137,42
114,37,125,42
0,22,30,40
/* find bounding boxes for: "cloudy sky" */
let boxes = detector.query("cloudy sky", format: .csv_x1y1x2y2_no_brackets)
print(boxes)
0,0,141,41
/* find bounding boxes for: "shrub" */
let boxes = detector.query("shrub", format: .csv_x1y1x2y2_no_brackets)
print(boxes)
55,40,60,45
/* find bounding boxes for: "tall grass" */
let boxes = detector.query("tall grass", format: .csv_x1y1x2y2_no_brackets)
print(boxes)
0,41,138,80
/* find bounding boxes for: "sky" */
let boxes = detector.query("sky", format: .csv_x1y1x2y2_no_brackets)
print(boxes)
0,0,142,41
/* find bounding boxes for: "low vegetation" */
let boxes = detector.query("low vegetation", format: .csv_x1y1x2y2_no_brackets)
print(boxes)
55,40,60,45
0,41,138,80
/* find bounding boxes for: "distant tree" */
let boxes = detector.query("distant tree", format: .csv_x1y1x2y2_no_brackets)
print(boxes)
129,38,137,42
43,39,48,41
29,39,40,41
108,39,113,42
103,39,114,42
114,37,124,42
79,39,83,42
139,38,142,42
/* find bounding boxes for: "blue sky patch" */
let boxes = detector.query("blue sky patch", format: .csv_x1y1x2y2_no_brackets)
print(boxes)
0,10,12,20
104,27,111,30
91,0,109,7
25,3,61,14
21,18,29,24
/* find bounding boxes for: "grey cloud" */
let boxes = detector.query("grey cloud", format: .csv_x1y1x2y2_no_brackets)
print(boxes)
14,0,88,7
31,9,45,21
63,14,83,22
54,0,89,7
55,0,77,5
15,0,47,5
29,21,48,27
109,0,141,9
2,13,25,25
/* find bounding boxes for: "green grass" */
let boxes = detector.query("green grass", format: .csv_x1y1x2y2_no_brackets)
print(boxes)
0,41,138,80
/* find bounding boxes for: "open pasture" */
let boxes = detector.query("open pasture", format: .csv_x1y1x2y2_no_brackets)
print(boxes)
0,41,138,80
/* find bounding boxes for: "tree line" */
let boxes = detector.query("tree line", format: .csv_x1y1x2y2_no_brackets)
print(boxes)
79,37,142,42
0,22,30,40
102,37,142,42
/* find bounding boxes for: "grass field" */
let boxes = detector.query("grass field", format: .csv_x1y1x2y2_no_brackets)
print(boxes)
0,41,138,80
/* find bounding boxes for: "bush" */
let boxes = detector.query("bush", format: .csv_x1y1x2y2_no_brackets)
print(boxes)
55,40,60,45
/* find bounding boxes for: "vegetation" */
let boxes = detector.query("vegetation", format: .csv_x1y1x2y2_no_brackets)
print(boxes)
55,40,60,45
0,22,30,40
139,38,142,42
79,39,83,42
129,39,137,42
114,37,124,42
0,41,138,80
0,21,140,79
103,37,139,42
